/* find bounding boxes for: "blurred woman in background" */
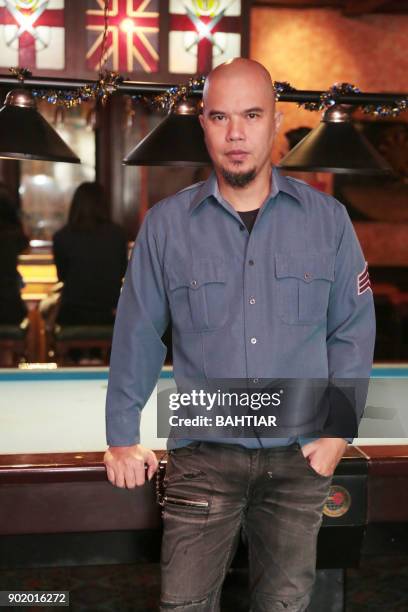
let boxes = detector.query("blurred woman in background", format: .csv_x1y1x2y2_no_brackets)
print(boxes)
0,184,29,324
53,182,128,326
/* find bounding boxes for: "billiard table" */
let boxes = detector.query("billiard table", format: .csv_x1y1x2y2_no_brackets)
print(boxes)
0,364,407,572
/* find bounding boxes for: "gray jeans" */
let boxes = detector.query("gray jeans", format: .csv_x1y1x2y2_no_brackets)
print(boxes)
160,441,332,612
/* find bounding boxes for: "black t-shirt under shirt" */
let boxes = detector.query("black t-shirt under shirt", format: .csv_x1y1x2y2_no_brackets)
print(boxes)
237,207,260,233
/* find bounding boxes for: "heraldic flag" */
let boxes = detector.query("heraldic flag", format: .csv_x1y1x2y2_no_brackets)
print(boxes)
0,0,64,70
169,0,241,74
86,0,159,73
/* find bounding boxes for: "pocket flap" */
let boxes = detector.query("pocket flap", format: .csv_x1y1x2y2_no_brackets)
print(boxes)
275,253,335,283
168,258,226,291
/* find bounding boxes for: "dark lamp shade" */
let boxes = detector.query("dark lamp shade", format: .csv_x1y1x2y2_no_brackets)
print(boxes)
0,90,80,163
278,119,392,175
123,112,211,166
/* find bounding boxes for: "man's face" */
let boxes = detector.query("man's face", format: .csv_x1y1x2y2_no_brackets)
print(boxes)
199,71,277,187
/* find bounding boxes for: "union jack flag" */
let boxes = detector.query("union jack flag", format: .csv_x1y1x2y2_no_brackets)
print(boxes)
0,0,64,70
357,262,372,296
86,0,159,73
169,0,242,74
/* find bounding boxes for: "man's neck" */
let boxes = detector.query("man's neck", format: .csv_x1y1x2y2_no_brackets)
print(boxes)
216,165,273,212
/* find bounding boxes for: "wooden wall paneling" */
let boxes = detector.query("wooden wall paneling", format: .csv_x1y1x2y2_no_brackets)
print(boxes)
95,98,113,217
63,1,88,79
160,0,170,77
252,0,408,12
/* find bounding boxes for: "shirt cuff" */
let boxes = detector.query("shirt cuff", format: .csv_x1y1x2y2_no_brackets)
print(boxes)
298,435,351,447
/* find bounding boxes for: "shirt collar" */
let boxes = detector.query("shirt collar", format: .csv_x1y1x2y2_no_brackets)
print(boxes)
189,166,302,214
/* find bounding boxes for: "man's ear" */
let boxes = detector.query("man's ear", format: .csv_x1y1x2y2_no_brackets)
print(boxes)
274,111,283,134
198,113,205,129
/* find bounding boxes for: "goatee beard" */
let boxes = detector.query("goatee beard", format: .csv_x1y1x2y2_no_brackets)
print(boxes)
221,167,257,188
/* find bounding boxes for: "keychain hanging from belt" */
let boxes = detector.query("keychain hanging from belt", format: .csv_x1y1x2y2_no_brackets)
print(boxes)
155,451,168,508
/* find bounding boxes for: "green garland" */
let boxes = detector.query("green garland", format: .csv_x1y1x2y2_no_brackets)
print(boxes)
7,68,408,118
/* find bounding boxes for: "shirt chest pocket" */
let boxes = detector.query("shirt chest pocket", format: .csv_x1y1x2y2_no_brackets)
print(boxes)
275,253,335,325
167,258,229,333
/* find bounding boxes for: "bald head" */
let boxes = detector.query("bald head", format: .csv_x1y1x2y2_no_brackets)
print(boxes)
202,58,276,108
199,58,280,190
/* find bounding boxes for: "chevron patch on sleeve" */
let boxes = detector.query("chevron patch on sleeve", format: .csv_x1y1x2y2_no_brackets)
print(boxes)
357,262,372,296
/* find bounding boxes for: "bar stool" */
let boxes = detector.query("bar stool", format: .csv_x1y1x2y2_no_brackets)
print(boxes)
0,318,29,366
52,325,114,365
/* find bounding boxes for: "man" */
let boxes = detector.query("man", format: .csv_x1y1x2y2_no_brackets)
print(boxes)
104,58,375,611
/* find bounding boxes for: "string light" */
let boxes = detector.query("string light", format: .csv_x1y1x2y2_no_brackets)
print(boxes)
3,70,406,118
133,75,206,113
274,80,407,117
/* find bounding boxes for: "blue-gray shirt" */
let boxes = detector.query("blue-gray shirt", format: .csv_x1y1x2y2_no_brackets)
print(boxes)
105,167,376,450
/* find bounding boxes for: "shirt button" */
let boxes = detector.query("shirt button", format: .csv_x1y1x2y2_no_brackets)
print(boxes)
304,272,311,280
250,337,257,344
191,279,197,287
249,297,256,305
239,225,245,231
248,259,254,266
253,378,259,383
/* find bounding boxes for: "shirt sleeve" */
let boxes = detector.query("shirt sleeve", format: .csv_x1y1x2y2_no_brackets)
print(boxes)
105,209,170,446
326,202,376,438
